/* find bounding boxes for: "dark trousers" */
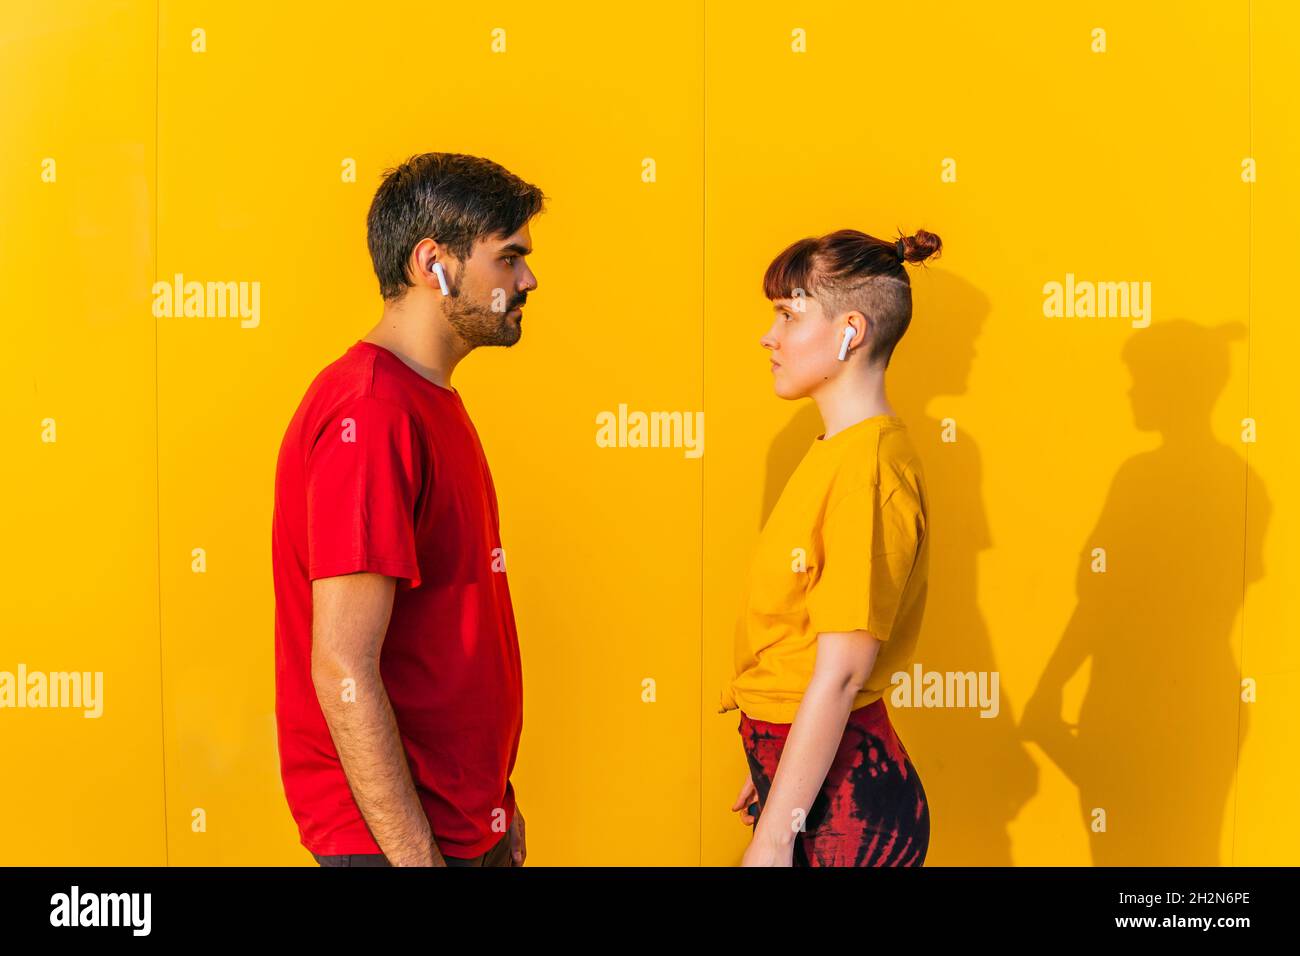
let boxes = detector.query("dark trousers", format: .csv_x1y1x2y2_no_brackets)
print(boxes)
313,832,513,867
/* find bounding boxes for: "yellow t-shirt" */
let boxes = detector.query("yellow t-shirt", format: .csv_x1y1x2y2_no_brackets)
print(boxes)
719,414,929,723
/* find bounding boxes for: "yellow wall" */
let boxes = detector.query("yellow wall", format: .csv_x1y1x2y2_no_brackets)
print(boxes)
1,0,1295,865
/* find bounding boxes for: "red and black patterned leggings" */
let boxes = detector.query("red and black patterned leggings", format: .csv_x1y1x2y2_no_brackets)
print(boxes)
740,698,930,866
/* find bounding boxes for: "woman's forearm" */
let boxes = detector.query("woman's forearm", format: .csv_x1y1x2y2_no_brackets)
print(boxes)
753,671,860,848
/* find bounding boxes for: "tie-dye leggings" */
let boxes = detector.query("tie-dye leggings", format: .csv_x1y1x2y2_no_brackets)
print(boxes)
739,698,930,866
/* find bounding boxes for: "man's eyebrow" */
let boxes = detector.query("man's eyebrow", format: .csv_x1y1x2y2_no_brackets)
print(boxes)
499,243,532,255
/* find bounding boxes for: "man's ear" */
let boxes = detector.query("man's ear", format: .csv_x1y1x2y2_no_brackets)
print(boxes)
407,237,438,291
417,239,465,294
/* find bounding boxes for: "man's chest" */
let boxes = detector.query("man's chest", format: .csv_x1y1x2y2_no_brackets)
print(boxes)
411,418,503,584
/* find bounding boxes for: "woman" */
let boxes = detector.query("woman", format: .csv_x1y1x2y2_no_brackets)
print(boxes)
718,227,942,866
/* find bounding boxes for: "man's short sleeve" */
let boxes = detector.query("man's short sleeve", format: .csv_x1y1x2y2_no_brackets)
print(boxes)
806,483,922,641
305,396,424,590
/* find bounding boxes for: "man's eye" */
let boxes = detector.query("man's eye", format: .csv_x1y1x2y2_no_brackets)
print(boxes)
503,256,516,266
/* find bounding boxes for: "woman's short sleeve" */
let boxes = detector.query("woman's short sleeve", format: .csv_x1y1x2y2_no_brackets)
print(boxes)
805,482,922,641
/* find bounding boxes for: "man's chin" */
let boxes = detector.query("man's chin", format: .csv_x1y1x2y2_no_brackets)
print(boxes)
463,320,522,349
488,325,522,348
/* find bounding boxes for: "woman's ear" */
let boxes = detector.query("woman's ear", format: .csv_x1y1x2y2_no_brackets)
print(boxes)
847,311,870,351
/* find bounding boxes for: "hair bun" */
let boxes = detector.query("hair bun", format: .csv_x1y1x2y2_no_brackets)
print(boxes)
899,229,943,264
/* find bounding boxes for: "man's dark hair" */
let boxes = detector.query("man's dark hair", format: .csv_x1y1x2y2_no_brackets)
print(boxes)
367,152,547,301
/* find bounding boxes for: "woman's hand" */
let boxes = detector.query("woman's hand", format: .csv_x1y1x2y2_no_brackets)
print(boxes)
741,825,795,867
736,635,873,869
731,770,758,826
733,770,795,866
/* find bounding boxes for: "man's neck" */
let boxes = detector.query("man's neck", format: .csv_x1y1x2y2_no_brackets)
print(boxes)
363,301,468,390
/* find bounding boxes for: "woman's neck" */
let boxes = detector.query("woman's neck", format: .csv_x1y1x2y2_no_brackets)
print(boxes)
812,368,896,439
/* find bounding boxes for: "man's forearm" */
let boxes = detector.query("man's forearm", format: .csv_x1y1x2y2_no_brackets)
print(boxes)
313,662,442,866
753,672,858,848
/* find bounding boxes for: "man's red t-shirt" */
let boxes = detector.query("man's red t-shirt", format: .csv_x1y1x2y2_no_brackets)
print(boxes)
271,339,523,858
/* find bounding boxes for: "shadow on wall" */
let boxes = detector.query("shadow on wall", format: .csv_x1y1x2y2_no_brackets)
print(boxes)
1022,318,1268,865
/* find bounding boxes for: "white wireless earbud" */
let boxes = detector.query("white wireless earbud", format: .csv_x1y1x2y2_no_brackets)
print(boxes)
836,325,855,361
431,261,450,296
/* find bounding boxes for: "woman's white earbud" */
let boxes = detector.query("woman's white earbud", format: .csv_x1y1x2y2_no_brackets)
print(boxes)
836,325,855,361
432,261,450,296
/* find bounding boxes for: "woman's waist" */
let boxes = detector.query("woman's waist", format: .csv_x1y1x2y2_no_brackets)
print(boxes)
740,694,892,734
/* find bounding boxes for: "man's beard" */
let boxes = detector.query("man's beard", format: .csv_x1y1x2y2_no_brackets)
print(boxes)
443,286,522,348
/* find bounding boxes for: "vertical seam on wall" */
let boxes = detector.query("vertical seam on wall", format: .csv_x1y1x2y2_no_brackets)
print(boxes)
153,0,170,868
1231,0,1253,869
698,0,706,869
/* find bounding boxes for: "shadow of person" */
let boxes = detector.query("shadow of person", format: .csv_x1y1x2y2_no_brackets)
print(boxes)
762,268,1037,864
1022,319,1269,865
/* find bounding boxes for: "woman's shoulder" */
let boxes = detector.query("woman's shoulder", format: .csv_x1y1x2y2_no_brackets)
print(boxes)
829,419,925,510
877,420,926,487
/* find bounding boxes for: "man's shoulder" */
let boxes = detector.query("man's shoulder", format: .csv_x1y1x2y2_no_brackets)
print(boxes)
300,343,422,423
276,346,418,465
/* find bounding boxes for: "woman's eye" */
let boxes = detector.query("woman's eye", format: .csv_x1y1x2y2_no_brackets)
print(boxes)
782,312,793,322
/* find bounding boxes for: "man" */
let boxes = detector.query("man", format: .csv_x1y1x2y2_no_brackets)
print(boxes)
271,152,544,866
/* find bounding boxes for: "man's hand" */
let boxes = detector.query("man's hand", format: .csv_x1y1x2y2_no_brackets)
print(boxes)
509,802,527,865
312,572,441,867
